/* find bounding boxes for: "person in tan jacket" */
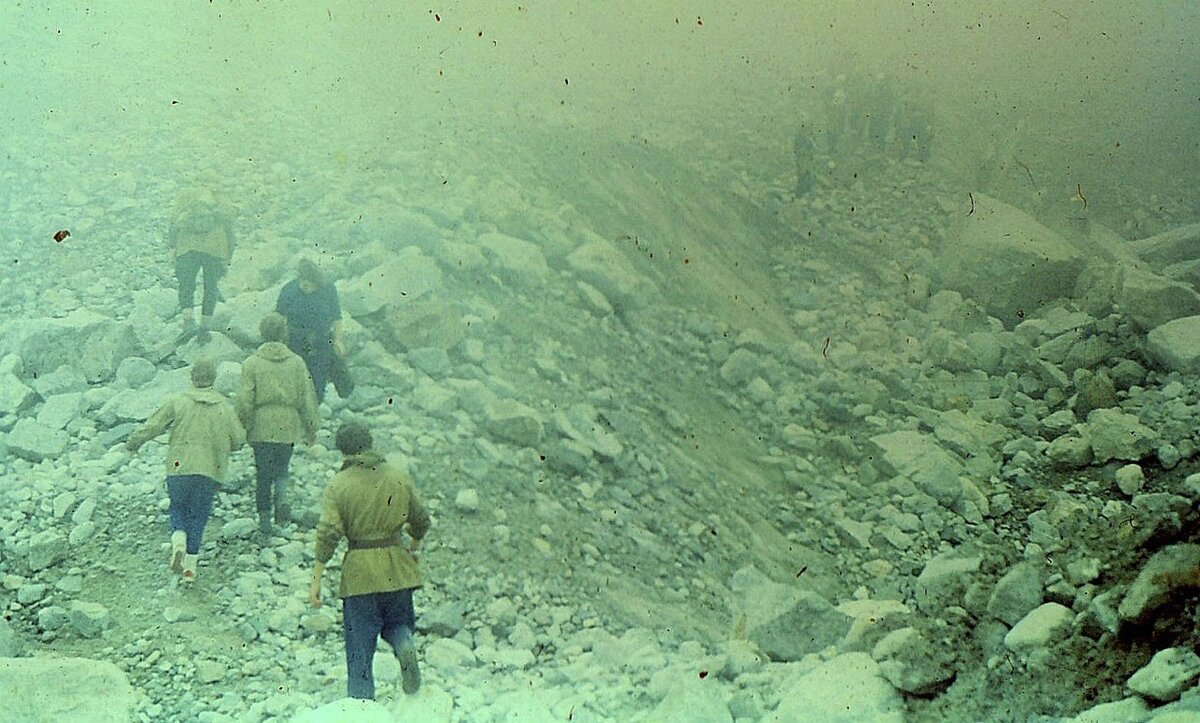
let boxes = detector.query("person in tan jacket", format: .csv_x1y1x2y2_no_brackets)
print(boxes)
236,313,319,538
169,182,235,340
310,422,431,700
127,360,245,583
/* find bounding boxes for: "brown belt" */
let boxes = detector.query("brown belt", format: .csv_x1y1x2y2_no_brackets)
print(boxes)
348,536,401,550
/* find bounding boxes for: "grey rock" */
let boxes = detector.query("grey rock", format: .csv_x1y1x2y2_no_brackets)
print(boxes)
1115,464,1146,496
769,652,904,722
1039,409,1078,440
114,356,157,388
870,430,964,507
732,568,852,661
408,347,452,378
1119,544,1200,624
484,398,543,447
1004,603,1073,653
1146,315,1200,373
479,231,550,285
1084,408,1159,463
565,236,656,311
873,627,956,695
27,529,68,571
1127,647,1200,702
719,348,762,386
0,371,37,416
987,562,1043,626
0,656,135,722
1113,267,1200,332
0,617,23,656
69,521,97,546
1066,696,1149,723
30,364,88,398
341,247,443,317
6,418,70,462
72,498,97,524
16,583,46,604
939,194,1085,323
220,518,258,540
69,600,111,638
37,605,69,632
1045,435,1094,470
914,551,982,614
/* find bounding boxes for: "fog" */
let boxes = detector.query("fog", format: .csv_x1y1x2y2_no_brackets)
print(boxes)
5,1,1197,211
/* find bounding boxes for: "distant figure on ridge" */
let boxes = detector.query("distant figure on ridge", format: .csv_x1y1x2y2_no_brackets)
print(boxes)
126,360,245,584
310,421,430,700
236,313,319,538
169,180,236,342
276,258,347,403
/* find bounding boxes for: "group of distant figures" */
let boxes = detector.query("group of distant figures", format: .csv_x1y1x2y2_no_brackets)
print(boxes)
793,73,935,196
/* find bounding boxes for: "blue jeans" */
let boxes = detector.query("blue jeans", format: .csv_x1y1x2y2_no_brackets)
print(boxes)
342,589,416,700
166,475,217,554
252,443,293,519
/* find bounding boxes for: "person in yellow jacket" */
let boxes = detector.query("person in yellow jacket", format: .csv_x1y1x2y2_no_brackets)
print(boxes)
127,360,246,583
169,182,235,340
236,313,319,538
310,422,431,700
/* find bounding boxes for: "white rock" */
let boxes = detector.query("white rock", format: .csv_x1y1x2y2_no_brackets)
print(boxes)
1115,464,1146,496
1004,602,1074,654
1127,647,1200,702
769,652,904,722
0,657,135,722
454,488,480,513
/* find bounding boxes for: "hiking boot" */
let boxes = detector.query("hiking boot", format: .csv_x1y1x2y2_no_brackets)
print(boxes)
395,634,421,695
181,554,199,584
170,531,187,573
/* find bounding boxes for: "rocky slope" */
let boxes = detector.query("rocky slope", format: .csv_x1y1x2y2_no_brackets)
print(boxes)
3,109,1200,723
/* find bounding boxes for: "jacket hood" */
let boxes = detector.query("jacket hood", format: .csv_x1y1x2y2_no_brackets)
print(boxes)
256,341,295,362
184,387,227,405
341,451,387,471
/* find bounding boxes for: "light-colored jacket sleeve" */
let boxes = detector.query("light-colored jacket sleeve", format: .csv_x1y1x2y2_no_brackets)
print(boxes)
298,359,319,437
235,362,255,432
407,487,431,542
226,403,247,451
314,482,345,565
126,399,177,452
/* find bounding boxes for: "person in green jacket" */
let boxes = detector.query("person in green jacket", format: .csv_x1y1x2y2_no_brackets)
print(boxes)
310,422,431,700
169,182,236,341
236,313,319,538
127,360,245,583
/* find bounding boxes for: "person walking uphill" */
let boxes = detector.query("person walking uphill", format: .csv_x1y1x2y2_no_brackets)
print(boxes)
276,258,345,403
126,360,245,583
236,313,320,538
310,422,431,700
169,181,236,342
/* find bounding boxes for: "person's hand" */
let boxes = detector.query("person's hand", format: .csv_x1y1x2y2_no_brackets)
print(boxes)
333,338,346,357
309,579,323,609
409,538,422,563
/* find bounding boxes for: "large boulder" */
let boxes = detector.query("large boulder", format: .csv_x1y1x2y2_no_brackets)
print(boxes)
341,246,444,317
869,431,964,508
6,418,70,462
766,652,904,722
478,232,550,285
1119,544,1200,625
731,567,852,661
1110,268,1200,332
0,656,135,722
3,310,138,382
565,236,656,312
1146,316,1200,374
1083,408,1159,464
939,194,1087,325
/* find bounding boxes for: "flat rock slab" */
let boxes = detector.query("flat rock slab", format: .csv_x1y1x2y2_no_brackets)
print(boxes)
0,656,135,722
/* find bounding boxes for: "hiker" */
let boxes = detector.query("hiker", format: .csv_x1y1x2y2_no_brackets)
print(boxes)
310,422,431,700
236,313,319,538
275,258,345,403
169,181,236,341
126,359,245,583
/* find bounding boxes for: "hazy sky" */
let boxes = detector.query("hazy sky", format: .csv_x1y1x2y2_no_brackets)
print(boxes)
2,2,1196,197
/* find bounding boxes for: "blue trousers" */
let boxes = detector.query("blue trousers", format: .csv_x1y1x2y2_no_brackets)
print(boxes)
166,475,217,555
342,589,416,700
252,443,293,518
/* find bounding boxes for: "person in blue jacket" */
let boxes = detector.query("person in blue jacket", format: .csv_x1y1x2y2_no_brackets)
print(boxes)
275,258,344,403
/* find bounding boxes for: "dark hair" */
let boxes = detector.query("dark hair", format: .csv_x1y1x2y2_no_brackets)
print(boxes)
336,422,373,456
191,359,217,388
297,258,328,288
260,313,287,343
